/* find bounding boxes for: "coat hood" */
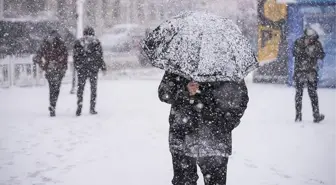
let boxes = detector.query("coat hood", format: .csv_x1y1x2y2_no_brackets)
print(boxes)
304,28,319,40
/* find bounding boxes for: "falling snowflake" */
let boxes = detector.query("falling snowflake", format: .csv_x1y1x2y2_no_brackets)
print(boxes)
196,103,204,109
182,117,189,123
163,93,169,99
205,174,211,179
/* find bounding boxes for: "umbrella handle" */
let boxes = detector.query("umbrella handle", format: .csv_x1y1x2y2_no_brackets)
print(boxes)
189,96,196,104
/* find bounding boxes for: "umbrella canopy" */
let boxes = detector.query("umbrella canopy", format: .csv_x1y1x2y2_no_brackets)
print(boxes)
142,11,259,82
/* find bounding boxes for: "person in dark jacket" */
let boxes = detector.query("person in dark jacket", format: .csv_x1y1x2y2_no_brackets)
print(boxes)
73,27,107,116
158,72,249,185
33,30,68,117
293,28,325,123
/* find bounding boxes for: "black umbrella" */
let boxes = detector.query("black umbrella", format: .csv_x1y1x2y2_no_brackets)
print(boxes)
142,11,259,82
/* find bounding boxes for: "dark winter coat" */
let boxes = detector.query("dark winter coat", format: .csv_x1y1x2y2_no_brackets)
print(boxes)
33,34,68,75
73,36,106,74
293,34,325,82
158,72,249,157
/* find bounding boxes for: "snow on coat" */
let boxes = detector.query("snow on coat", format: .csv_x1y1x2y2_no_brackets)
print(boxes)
293,32,325,80
33,34,68,74
293,29,325,83
158,72,249,158
73,35,107,74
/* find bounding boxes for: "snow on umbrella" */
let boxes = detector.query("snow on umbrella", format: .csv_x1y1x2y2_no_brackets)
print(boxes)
142,11,259,82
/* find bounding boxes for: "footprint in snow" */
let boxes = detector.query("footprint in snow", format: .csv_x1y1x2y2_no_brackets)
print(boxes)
63,164,76,173
27,170,41,178
70,141,78,146
30,143,40,148
35,161,47,168
27,166,57,179
55,154,63,159
6,176,20,185
270,167,292,179
65,147,74,152
244,163,258,168
307,178,325,184
41,176,53,182
243,159,258,168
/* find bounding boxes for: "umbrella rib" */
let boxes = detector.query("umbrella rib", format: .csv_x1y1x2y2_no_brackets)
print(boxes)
141,29,179,67
220,31,244,79
193,32,203,77
161,32,179,56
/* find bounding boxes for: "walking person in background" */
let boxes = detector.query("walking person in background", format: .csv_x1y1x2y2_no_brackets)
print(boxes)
33,30,68,117
293,27,325,123
73,27,106,116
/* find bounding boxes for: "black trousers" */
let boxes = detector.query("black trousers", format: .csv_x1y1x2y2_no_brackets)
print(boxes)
171,153,229,185
77,72,98,110
295,71,320,117
46,71,64,109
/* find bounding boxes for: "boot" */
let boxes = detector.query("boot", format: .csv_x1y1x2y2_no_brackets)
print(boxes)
70,88,76,94
49,106,55,117
295,113,302,122
76,105,82,116
313,114,325,123
90,103,97,115
90,109,98,115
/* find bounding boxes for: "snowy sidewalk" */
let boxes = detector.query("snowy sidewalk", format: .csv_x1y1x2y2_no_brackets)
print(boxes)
0,78,335,185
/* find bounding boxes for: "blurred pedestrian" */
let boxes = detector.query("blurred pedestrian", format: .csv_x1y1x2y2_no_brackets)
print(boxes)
33,30,68,117
293,28,325,123
73,27,106,116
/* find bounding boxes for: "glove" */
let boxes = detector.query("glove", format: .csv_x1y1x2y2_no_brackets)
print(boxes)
102,70,107,76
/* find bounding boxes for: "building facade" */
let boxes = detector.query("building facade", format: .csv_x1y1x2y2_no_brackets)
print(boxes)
0,0,256,37
254,0,336,88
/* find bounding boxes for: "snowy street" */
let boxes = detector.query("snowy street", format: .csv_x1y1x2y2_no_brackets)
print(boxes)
0,70,335,185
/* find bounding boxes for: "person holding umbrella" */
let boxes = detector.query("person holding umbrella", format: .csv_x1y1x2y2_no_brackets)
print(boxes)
142,12,258,185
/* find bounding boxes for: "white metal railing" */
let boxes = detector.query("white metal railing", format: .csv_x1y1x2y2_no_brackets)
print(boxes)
0,53,144,88
0,55,75,88
0,54,255,88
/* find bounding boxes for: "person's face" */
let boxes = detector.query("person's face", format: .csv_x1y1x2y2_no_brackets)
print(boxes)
305,37,314,45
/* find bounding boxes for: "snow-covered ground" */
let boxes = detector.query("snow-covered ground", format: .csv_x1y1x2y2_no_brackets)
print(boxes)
0,70,335,185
